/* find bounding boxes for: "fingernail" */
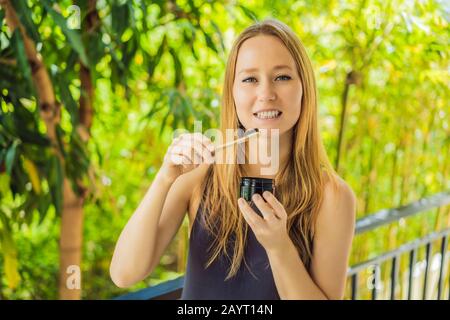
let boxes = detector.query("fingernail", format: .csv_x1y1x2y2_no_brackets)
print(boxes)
252,194,260,201
263,191,270,197
238,198,245,206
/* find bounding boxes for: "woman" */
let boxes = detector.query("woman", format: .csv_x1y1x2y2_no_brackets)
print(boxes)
110,18,356,300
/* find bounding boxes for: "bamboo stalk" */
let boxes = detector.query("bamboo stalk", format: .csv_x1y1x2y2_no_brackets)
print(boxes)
78,0,99,141
335,71,360,173
0,0,97,300
58,0,98,300
0,0,58,142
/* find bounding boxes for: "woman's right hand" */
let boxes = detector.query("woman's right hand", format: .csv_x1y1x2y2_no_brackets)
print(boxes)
160,133,215,182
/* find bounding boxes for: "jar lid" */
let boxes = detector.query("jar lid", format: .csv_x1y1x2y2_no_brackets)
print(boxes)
240,177,274,187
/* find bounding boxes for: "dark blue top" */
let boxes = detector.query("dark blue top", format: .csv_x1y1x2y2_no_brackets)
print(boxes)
180,203,280,300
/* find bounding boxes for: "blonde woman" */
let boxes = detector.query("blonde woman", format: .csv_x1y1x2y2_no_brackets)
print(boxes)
110,18,356,300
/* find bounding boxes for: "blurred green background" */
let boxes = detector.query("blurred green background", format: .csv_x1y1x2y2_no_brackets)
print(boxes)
0,0,448,299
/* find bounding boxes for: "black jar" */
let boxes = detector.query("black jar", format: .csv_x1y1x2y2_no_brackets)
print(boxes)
239,177,275,217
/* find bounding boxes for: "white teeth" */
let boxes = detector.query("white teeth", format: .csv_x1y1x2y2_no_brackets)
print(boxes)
254,110,281,119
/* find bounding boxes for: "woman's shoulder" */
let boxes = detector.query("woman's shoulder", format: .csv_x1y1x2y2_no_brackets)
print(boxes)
318,172,357,226
323,172,355,199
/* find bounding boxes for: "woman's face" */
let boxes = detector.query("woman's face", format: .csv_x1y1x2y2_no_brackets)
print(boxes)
233,35,303,136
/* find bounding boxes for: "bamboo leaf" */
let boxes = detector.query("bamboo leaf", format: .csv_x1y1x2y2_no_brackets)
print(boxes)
148,35,166,79
10,155,27,197
168,47,183,86
0,211,21,289
55,73,79,126
18,129,50,146
0,9,4,30
11,29,32,88
48,155,63,215
0,232,21,289
37,194,51,224
185,23,199,60
10,0,41,43
159,110,171,137
85,32,105,67
111,2,130,37
183,29,199,60
202,29,218,54
211,21,225,52
23,157,41,195
0,173,10,196
187,0,200,18
122,36,138,69
238,5,258,22
5,140,19,175
55,125,67,158
41,0,89,66
144,100,164,120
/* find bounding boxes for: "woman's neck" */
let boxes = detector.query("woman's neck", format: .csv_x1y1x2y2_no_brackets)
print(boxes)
242,130,293,178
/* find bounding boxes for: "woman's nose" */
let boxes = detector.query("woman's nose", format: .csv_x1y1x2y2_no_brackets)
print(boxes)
257,82,276,102
258,95,276,103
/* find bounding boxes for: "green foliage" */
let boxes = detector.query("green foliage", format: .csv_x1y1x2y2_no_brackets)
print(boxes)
41,0,88,65
10,0,40,43
11,30,32,90
0,0,448,299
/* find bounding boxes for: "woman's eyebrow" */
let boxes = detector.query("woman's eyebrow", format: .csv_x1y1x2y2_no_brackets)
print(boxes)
238,64,292,75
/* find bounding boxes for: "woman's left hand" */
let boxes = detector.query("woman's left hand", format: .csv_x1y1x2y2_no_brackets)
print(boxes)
238,191,292,253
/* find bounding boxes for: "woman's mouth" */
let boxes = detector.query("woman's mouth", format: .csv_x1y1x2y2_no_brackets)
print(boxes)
253,109,282,120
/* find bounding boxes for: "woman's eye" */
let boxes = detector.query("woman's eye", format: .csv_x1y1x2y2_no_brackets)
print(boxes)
276,75,291,81
242,75,291,83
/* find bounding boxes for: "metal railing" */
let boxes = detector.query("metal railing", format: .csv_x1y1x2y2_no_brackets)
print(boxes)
115,190,450,300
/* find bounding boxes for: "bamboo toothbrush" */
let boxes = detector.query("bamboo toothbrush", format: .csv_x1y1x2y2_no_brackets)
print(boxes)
212,128,259,154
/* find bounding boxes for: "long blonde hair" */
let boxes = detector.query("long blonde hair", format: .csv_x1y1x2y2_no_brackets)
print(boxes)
198,18,339,280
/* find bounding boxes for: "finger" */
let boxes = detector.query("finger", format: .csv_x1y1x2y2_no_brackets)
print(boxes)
175,133,214,152
180,133,214,155
175,142,201,164
192,138,215,164
178,144,198,164
165,151,181,165
171,145,195,165
191,148,203,165
167,152,191,166
169,138,200,168
178,136,214,164
252,194,278,221
171,154,188,166
262,191,287,219
192,132,215,154
238,198,265,229
167,145,184,164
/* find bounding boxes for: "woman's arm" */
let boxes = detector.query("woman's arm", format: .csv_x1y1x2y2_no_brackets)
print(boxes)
268,179,356,299
109,171,186,288
238,177,356,299
109,133,214,288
